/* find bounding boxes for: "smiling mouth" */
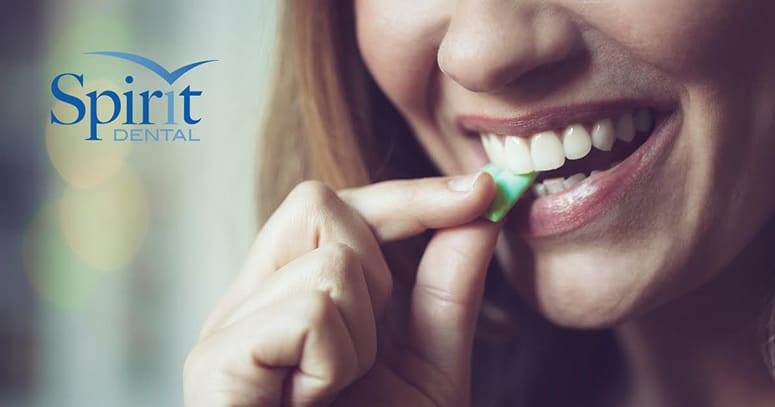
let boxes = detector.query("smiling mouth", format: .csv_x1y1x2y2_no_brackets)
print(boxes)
457,101,681,236
471,107,662,197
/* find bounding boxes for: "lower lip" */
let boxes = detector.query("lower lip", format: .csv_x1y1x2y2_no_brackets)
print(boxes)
505,111,682,237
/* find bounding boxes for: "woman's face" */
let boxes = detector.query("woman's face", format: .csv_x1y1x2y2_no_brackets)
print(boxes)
353,0,775,327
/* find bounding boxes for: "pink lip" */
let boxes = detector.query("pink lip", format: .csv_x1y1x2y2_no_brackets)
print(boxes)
458,99,675,136
498,109,681,237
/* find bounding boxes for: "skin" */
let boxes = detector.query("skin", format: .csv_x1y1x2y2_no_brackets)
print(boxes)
184,175,505,405
183,1,775,406
352,0,775,405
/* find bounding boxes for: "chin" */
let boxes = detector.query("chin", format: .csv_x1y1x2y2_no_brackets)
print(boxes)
503,245,666,329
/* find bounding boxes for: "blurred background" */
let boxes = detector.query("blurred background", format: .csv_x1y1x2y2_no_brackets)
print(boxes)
1,0,278,405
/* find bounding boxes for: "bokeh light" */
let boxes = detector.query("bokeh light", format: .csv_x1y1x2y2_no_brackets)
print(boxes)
4,2,278,405
44,15,132,82
59,168,149,272
45,79,132,189
23,200,102,309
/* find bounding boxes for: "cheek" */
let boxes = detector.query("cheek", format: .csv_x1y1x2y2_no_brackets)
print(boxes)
581,0,772,80
354,0,445,116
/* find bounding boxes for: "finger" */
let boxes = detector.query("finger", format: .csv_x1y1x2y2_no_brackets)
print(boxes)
400,219,500,402
216,242,377,376
338,171,496,243
184,292,358,407
201,181,391,339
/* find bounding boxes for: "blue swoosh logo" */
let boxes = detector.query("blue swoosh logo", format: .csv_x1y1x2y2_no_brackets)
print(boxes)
86,51,217,84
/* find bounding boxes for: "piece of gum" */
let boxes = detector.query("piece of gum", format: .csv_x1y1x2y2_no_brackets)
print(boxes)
481,164,536,223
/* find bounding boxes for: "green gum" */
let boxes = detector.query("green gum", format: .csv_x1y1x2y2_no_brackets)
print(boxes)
481,164,536,223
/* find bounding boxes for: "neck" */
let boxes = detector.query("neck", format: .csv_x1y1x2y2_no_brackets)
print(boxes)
617,218,775,407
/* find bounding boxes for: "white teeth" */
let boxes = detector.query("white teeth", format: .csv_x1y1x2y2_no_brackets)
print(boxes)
479,109,651,184
532,172,588,197
562,125,592,160
480,133,495,157
533,183,548,197
481,133,507,169
543,178,565,194
503,136,534,174
590,170,602,177
634,108,654,133
530,131,565,171
615,112,635,143
563,173,586,189
591,119,615,151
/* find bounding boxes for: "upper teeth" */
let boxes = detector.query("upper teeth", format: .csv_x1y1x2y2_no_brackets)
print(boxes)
480,108,654,174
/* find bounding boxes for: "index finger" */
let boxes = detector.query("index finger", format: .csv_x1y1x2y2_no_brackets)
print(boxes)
338,171,496,243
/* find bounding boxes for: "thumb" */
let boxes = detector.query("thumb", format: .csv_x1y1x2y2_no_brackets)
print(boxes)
401,219,501,403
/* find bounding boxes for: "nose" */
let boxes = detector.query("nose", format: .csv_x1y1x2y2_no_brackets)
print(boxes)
437,1,582,93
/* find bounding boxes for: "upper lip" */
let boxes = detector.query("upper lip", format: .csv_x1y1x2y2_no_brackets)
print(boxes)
457,99,675,137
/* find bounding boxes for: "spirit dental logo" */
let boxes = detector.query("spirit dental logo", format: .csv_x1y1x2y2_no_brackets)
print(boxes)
50,51,217,142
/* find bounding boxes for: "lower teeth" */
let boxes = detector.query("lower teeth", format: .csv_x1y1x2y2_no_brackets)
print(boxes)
533,173,588,197
533,164,620,197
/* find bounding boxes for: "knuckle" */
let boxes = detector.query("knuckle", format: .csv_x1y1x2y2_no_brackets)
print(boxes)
314,243,362,298
285,181,345,236
320,242,360,272
302,291,340,327
290,180,340,210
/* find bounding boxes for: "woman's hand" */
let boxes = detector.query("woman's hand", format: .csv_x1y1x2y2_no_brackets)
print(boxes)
183,172,499,406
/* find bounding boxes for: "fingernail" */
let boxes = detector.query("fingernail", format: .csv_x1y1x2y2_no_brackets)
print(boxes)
448,172,482,192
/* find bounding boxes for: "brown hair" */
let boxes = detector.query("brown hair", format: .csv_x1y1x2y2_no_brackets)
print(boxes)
257,0,435,223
